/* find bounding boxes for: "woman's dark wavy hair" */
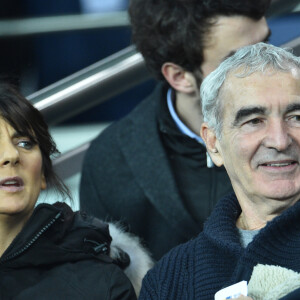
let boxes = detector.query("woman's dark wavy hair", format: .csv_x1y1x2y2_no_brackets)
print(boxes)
0,83,71,199
129,0,271,80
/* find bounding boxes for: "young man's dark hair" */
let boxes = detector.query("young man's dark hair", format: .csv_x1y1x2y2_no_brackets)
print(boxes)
129,0,271,81
80,0,271,260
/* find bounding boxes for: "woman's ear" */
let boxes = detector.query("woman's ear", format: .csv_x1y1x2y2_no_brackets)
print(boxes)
161,62,197,94
41,174,47,190
200,123,224,167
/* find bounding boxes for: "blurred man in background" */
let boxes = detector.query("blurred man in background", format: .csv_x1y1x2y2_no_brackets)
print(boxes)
80,0,271,260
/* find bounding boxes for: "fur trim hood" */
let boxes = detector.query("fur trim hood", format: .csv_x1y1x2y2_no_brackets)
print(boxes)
108,223,154,297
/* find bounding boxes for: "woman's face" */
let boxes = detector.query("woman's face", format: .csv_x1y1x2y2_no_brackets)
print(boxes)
0,117,46,220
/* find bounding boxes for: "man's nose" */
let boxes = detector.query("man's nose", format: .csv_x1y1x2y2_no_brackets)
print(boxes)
263,120,292,151
0,143,20,167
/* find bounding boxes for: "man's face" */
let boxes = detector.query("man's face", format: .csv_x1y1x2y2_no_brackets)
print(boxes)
213,70,300,205
201,16,270,78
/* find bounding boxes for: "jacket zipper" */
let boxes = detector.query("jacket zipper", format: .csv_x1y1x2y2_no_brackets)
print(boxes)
0,211,62,264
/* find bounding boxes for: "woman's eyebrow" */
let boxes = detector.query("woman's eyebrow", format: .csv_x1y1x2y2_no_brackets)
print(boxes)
11,131,31,139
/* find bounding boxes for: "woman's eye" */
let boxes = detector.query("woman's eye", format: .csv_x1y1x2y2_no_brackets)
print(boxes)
17,140,34,150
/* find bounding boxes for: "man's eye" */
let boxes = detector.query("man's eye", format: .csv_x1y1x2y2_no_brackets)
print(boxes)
291,115,300,121
288,115,300,125
17,140,34,150
245,118,262,125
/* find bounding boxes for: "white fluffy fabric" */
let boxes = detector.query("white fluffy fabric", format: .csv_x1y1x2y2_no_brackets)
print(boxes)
108,223,154,297
248,264,300,300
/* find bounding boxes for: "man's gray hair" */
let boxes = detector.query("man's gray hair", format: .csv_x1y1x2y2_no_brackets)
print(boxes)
200,42,300,138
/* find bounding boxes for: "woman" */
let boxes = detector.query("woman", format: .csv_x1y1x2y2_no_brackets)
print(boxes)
0,83,138,299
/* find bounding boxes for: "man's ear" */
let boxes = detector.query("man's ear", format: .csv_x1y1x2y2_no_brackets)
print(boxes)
161,62,196,93
200,123,224,167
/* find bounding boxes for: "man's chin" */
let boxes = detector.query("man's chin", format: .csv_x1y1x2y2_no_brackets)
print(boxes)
262,189,300,203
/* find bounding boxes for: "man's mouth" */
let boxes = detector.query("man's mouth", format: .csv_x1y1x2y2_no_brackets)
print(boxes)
262,161,297,167
258,160,299,174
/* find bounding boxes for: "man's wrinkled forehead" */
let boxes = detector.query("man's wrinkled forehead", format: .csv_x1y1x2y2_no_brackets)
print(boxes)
220,69,300,120
222,66,300,92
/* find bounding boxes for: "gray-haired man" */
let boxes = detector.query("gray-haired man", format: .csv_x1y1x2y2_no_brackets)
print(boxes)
139,43,300,300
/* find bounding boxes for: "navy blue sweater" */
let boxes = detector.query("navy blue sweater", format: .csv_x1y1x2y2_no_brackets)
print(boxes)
139,193,300,300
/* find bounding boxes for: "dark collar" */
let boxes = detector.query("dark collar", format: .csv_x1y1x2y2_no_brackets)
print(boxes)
157,87,207,166
117,83,200,238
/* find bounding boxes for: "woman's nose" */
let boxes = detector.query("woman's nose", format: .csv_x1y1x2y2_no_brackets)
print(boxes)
0,143,20,167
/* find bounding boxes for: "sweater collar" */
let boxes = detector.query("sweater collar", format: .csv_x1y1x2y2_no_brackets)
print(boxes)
203,193,242,251
203,192,300,258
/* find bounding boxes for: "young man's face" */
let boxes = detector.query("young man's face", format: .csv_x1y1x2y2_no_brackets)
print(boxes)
201,16,270,79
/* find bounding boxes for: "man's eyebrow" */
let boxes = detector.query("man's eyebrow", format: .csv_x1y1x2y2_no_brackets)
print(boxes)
233,106,266,126
285,103,300,114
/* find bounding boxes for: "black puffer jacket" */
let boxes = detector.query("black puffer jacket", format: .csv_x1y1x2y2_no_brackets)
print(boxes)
0,202,136,300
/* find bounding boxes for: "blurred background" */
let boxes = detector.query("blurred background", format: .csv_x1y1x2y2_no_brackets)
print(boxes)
0,0,299,208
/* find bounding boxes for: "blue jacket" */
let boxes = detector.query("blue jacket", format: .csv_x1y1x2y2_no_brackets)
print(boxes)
139,193,300,299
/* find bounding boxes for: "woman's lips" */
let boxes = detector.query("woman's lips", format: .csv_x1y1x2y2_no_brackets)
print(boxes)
0,177,24,192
